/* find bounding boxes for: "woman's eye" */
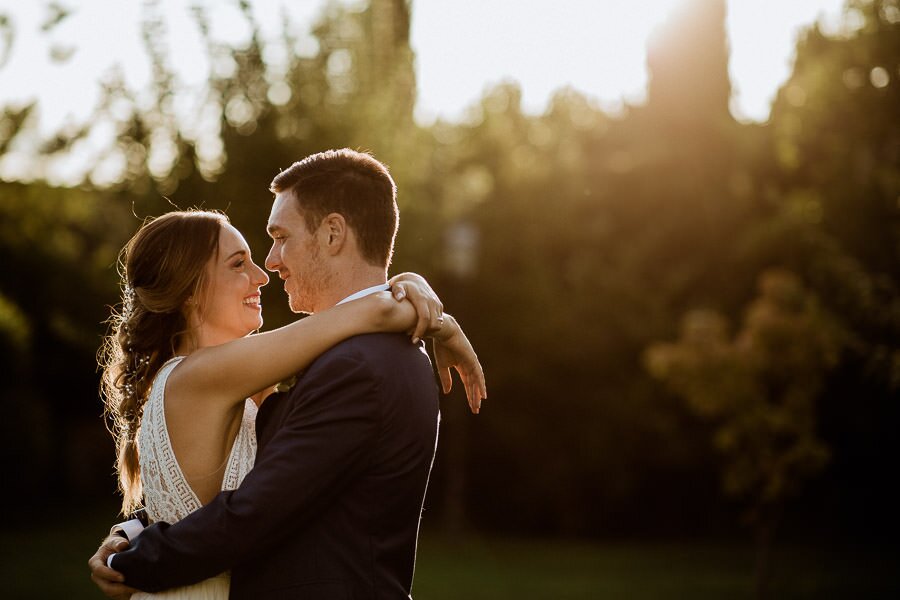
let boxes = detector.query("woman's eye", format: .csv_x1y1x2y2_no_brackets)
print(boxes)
233,260,245,268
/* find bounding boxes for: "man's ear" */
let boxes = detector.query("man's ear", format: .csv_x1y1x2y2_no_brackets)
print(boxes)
320,213,347,255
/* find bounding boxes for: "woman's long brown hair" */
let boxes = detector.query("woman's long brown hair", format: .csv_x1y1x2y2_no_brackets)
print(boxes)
98,210,226,514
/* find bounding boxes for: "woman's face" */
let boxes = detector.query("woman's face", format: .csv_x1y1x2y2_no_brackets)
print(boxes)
193,222,270,345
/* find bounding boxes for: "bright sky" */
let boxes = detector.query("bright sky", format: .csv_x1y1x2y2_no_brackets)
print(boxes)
414,0,847,122
0,0,849,182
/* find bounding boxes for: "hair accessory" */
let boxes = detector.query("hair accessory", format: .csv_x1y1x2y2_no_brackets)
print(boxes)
123,285,136,317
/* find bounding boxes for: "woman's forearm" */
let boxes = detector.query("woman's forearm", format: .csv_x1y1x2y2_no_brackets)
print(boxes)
172,294,392,406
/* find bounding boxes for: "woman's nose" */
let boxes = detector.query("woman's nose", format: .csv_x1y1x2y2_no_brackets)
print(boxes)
255,262,270,286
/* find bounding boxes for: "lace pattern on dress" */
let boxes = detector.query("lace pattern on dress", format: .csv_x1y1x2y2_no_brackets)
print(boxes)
138,356,257,524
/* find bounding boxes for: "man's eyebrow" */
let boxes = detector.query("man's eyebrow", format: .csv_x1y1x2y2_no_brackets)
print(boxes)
266,224,281,234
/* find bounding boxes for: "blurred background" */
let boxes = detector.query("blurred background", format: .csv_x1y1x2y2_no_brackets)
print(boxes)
0,0,898,598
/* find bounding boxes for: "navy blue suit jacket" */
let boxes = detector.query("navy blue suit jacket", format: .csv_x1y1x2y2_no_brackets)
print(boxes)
112,333,440,599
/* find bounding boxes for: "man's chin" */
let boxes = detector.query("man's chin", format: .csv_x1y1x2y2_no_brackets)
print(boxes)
288,297,313,315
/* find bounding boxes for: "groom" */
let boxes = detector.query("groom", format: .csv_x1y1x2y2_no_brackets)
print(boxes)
90,149,442,598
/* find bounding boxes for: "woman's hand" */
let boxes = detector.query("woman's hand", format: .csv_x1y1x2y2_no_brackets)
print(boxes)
388,272,444,343
432,315,486,414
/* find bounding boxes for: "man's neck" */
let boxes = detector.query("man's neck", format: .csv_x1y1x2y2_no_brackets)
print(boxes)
337,282,391,306
315,264,387,312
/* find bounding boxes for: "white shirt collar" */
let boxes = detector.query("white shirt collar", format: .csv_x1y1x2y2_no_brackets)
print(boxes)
337,283,390,305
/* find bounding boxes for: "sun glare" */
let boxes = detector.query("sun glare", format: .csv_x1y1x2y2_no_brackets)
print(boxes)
413,0,847,123
0,0,848,183
412,0,685,121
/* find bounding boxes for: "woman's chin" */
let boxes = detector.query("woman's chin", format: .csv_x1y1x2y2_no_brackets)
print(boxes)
242,305,264,331
239,319,263,337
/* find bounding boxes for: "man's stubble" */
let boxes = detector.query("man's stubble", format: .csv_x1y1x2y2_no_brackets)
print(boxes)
290,239,336,314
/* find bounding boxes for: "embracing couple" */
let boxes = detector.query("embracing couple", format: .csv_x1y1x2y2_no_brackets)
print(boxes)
88,148,486,599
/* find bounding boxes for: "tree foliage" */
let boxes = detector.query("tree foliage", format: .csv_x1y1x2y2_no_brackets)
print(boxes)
645,270,839,518
0,0,897,544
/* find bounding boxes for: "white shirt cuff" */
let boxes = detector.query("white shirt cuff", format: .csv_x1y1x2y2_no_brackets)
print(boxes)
115,518,145,541
106,518,145,569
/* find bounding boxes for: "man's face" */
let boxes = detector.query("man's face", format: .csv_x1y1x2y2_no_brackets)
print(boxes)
265,192,333,313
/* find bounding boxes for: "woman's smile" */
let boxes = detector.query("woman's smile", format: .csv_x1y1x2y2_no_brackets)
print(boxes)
243,293,261,310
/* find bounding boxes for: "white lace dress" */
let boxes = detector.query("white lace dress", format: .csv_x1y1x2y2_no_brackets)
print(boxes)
132,356,258,600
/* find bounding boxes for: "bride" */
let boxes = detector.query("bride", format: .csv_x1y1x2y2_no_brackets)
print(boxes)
93,210,484,599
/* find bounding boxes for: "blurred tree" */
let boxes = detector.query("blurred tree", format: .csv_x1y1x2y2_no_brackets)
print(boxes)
764,0,899,354
645,269,841,598
744,0,900,541
0,10,13,69
411,0,765,537
0,0,897,546
0,181,132,510
0,103,34,156
646,0,732,130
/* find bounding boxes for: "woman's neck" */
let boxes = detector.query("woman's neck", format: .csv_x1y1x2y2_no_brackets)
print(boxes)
176,321,242,356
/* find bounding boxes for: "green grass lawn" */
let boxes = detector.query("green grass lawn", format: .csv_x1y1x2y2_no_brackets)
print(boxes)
1,506,896,599
414,535,899,599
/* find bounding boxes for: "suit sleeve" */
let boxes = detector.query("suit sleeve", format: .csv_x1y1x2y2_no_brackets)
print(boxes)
111,349,381,592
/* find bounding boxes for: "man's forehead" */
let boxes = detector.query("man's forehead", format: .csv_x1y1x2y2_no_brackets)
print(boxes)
267,193,299,227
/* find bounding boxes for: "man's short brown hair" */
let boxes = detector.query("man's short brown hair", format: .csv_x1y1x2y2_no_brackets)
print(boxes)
270,149,398,268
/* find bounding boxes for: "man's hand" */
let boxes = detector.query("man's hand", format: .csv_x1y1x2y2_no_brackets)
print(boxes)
88,534,137,600
432,315,487,414
389,272,444,343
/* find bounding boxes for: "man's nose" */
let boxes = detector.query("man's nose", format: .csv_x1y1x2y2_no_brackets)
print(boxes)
265,244,279,273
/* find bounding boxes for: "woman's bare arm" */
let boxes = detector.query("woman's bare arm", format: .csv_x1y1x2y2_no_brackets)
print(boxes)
431,315,487,413
169,291,424,408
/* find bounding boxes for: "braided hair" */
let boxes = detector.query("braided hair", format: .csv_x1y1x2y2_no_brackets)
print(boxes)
98,210,226,514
